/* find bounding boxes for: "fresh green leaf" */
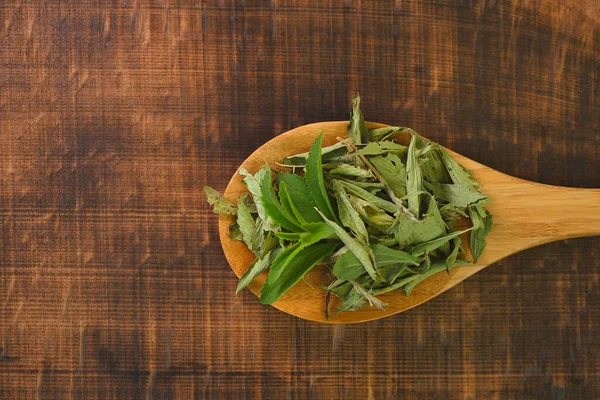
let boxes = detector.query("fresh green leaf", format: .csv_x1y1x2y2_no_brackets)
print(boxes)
260,241,339,304
204,186,237,215
277,181,302,227
260,166,302,232
347,94,369,145
306,133,336,220
276,173,322,224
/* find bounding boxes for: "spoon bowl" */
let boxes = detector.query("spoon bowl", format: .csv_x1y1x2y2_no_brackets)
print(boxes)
219,122,600,323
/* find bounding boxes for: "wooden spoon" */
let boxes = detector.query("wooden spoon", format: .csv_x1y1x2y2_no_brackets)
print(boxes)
219,122,600,324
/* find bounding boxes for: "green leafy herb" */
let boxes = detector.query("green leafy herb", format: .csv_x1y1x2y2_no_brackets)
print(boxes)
207,94,493,315
357,141,408,157
260,166,302,232
204,186,237,215
347,94,369,145
406,134,423,218
260,241,339,304
468,205,493,262
323,163,375,180
332,180,369,244
236,249,280,294
316,209,381,282
368,154,407,198
368,126,404,142
306,133,336,221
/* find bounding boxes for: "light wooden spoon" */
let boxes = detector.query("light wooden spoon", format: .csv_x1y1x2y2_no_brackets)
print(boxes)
219,122,600,324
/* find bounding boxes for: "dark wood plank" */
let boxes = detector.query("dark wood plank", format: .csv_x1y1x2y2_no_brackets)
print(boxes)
0,0,598,398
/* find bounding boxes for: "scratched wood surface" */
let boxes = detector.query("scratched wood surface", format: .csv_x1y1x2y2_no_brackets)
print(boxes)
0,1,598,399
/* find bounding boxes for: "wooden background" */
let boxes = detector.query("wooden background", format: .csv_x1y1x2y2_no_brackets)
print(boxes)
0,0,598,398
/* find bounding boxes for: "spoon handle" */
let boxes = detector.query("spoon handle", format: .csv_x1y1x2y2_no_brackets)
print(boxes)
488,181,600,252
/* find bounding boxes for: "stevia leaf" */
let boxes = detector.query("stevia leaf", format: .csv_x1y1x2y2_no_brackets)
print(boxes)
335,179,385,192
350,280,387,309
368,154,407,198
348,195,395,231
260,231,278,256
236,248,280,294
260,241,339,305
333,243,421,281
323,163,374,180
347,94,369,145
239,192,257,214
306,133,336,220
439,204,469,222
282,141,349,166
411,136,449,184
229,222,243,241
445,236,462,271
469,206,493,262
424,182,487,208
339,181,399,213
300,222,338,245
438,147,480,190
368,126,404,142
277,181,302,227
357,141,408,157
316,209,381,282
274,232,303,241
266,242,302,283
237,198,261,253
409,229,471,257
276,173,322,224
240,166,277,231
331,180,369,244
406,134,423,218
403,260,469,295
393,198,446,248
260,166,302,232
372,275,420,295
204,186,237,215
334,288,368,314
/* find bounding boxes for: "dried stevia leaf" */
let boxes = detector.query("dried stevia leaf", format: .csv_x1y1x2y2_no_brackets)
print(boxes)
204,186,237,215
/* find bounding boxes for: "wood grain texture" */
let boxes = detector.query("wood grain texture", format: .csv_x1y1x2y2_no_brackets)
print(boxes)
0,0,598,398
219,121,600,324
